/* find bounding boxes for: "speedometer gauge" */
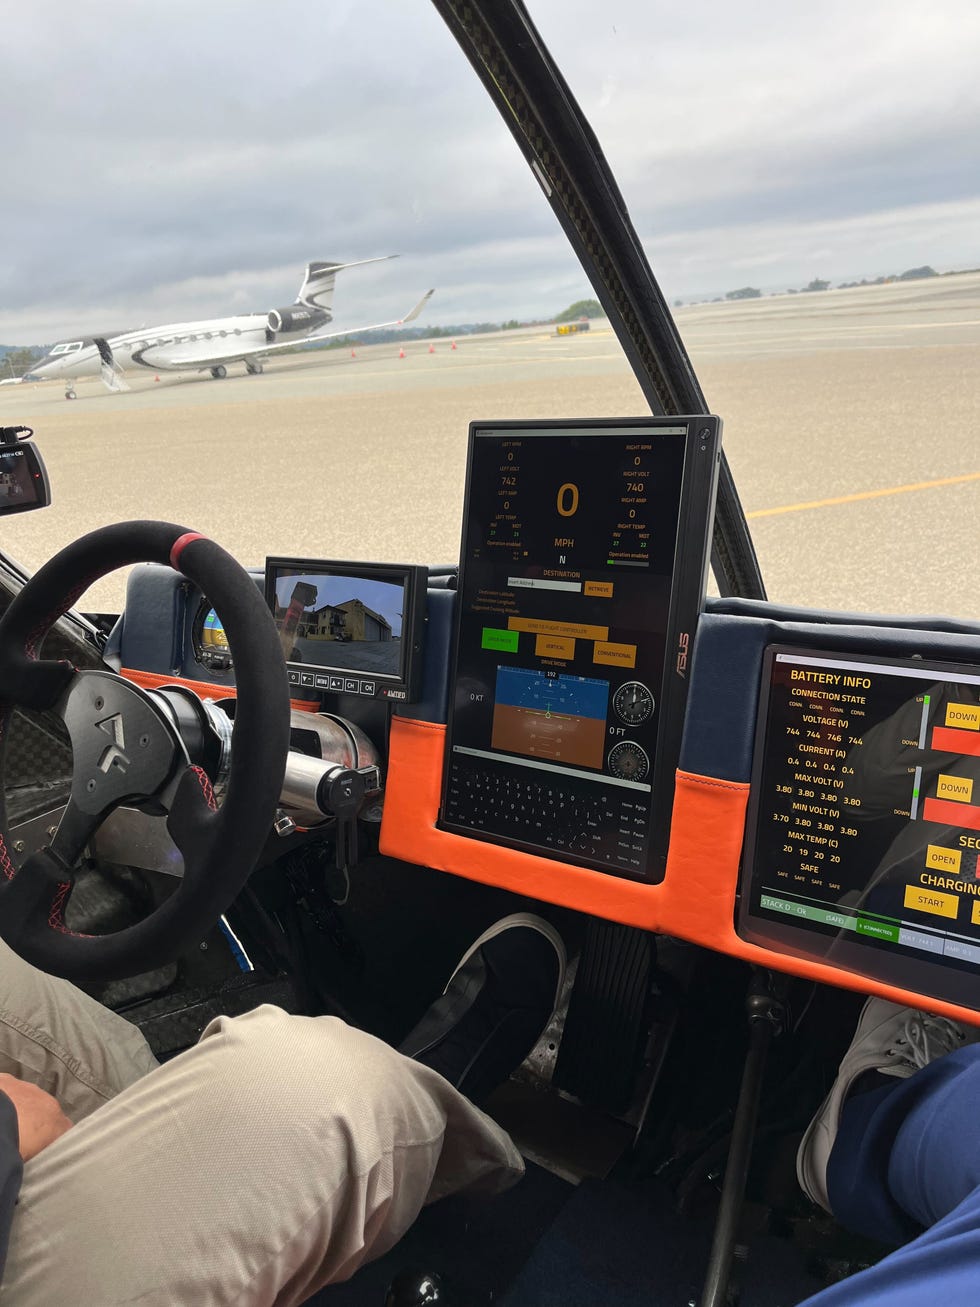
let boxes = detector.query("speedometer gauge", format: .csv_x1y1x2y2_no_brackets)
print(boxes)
613,681,654,725
192,600,232,671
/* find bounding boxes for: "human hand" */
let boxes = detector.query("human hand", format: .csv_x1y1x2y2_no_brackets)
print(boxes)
0,1073,73,1161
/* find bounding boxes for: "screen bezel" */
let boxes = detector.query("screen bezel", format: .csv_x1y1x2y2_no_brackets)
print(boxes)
738,643,980,1010
439,415,721,883
263,556,426,702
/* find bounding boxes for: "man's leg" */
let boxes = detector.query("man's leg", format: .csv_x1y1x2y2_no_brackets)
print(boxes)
0,1006,525,1307
0,914,564,1306
797,1002,980,1306
0,936,158,1121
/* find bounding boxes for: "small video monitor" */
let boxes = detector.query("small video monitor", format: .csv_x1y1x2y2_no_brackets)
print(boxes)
264,558,426,702
739,645,980,1010
0,442,49,515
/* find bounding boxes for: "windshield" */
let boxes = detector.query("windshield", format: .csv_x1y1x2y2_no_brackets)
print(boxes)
2,1,978,622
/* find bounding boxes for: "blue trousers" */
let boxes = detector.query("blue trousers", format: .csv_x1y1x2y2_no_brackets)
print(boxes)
799,1045,980,1306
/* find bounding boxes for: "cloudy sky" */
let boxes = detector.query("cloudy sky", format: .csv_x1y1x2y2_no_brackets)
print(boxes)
3,0,979,344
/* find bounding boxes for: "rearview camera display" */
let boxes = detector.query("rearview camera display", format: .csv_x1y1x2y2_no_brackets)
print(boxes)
0,443,50,515
264,557,426,701
272,571,403,676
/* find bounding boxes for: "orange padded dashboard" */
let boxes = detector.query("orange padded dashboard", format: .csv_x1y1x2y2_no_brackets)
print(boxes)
379,715,980,1027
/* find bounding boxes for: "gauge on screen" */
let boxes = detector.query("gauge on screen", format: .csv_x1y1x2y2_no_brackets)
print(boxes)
613,681,654,725
192,601,232,670
607,740,650,781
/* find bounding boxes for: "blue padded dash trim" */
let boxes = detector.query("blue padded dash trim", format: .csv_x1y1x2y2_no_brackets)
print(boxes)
115,563,186,675
680,614,769,782
395,585,455,724
114,562,263,685
680,605,980,784
706,595,980,638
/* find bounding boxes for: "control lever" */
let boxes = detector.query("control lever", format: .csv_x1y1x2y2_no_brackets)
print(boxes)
321,766,372,875
278,750,382,848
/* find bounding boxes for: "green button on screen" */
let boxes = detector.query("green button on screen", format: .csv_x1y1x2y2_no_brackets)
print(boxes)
856,916,900,943
481,627,519,653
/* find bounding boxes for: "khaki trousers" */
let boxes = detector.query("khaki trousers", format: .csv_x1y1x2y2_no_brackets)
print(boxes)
0,939,523,1305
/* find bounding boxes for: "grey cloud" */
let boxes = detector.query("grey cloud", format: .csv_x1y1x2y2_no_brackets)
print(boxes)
3,0,979,341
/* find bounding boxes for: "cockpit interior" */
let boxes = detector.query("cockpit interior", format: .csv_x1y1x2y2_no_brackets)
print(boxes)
2,3,979,1305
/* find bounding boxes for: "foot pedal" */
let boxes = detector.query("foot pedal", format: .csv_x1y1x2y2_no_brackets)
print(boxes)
553,920,654,1114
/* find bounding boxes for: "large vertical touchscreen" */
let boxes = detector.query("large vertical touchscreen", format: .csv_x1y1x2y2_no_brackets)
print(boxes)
440,418,720,883
739,646,980,1008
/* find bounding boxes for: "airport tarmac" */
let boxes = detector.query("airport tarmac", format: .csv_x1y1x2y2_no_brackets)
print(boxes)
0,272,977,620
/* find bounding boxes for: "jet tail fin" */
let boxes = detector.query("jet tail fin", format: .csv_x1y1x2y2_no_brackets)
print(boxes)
296,255,398,310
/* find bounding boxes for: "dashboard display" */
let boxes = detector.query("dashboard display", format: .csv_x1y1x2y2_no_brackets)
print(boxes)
192,603,231,670
264,558,426,701
440,417,721,882
0,443,50,516
739,646,980,1009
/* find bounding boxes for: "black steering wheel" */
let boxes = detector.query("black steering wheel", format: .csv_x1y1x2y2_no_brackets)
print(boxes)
0,521,291,982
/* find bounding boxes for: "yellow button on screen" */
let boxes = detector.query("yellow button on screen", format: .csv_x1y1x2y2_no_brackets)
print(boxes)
904,884,959,920
937,774,974,804
971,902,980,928
926,844,962,874
946,702,980,731
584,581,614,598
593,641,637,669
508,617,609,641
535,634,575,659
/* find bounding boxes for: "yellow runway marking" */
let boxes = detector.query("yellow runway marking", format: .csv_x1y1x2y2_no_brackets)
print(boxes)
747,470,980,519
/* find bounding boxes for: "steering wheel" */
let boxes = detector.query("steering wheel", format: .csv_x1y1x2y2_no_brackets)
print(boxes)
0,521,291,982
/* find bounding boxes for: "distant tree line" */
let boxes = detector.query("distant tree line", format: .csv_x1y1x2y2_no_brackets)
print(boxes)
0,347,44,377
723,265,946,303
295,297,606,353
554,299,603,322
838,266,938,289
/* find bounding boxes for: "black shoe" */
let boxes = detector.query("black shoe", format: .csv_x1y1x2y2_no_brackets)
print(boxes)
399,913,566,1104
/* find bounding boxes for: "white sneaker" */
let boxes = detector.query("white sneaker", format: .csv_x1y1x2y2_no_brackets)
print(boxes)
796,997,978,1212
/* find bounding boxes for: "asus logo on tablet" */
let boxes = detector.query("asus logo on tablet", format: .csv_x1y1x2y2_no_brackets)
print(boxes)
676,632,690,679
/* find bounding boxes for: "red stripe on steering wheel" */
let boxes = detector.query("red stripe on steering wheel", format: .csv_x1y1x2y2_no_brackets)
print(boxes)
170,532,207,570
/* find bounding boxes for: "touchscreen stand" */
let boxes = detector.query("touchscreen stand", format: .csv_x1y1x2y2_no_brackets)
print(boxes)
739,646,980,1009
440,417,721,883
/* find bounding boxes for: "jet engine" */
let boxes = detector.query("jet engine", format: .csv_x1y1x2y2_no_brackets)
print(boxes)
266,305,329,334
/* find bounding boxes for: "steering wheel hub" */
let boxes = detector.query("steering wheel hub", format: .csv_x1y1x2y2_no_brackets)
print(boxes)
60,670,187,817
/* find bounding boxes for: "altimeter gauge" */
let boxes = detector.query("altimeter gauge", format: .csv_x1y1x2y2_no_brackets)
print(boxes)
612,681,654,725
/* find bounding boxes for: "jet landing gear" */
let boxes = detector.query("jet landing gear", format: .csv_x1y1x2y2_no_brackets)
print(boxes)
64,388,77,400
245,360,263,375
210,365,228,380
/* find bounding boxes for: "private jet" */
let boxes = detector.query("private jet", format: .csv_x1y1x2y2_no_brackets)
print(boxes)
28,257,434,398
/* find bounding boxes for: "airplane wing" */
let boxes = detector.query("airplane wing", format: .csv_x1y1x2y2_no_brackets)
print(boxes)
255,289,435,357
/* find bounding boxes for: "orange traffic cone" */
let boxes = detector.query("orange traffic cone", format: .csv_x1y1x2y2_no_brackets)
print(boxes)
154,375,160,382
351,349,356,359
398,347,406,359
428,343,435,354
450,340,457,351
